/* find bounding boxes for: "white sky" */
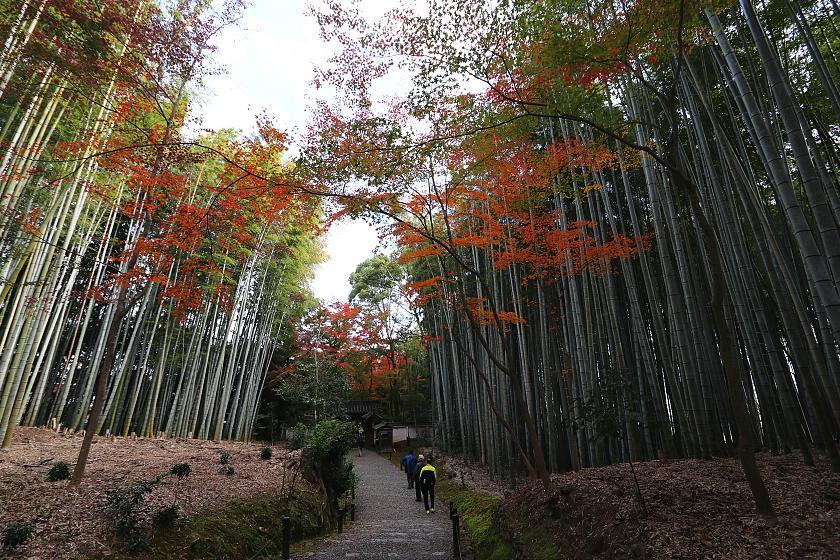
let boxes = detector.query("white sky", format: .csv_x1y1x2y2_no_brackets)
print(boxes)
197,0,387,302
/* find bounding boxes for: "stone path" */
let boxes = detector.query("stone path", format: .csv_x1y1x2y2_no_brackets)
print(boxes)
301,450,451,559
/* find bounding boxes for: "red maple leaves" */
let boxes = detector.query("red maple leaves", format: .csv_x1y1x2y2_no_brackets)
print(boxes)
392,129,651,291
287,302,409,395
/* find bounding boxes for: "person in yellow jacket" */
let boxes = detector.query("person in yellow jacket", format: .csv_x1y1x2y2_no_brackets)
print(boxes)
418,461,437,514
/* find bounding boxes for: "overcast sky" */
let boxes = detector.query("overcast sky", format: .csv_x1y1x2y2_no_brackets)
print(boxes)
198,0,385,303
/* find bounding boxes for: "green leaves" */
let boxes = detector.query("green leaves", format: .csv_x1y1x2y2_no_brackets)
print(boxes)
297,420,357,498
348,254,406,305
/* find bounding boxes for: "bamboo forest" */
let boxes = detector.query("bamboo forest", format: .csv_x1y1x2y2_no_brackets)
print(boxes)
0,0,838,558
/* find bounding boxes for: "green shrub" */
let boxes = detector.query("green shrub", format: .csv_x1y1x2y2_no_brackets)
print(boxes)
106,477,161,551
303,420,355,461
220,452,230,465
47,461,70,482
2,521,33,549
170,463,191,479
288,422,308,450
260,447,272,460
224,466,235,476
301,420,356,498
153,505,179,529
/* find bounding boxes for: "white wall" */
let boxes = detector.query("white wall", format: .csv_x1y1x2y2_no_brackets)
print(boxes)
392,426,419,443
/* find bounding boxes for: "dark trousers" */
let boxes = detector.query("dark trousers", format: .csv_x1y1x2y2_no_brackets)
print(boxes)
415,480,422,501
421,484,435,510
406,470,414,488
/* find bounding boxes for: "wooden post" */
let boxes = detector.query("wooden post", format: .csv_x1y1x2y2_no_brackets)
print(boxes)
450,502,461,559
337,508,345,534
282,516,290,560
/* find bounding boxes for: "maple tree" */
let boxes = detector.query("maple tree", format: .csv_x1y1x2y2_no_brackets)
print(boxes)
267,259,430,428
300,64,653,487
270,302,380,423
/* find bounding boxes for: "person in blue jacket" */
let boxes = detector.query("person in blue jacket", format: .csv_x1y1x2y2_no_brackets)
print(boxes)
418,459,437,514
400,450,417,489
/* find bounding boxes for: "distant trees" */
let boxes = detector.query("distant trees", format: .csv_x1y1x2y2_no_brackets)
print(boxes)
268,303,354,426
349,254,429,420
265,279,430,429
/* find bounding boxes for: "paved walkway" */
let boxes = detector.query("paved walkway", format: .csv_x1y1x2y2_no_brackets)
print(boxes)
301,450,451,559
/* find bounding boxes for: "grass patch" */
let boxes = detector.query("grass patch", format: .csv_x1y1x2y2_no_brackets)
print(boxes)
528,532,562,560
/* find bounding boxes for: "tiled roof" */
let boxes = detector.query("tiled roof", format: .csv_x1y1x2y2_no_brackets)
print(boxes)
346,400,382,415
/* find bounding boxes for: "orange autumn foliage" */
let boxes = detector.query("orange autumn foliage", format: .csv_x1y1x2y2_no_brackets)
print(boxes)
393,130,650,285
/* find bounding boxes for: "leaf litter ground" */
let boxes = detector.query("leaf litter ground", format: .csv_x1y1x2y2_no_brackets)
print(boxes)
0,427,306,559
443,451,839,559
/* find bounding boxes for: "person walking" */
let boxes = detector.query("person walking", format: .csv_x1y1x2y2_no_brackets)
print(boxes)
413,454,426,502
401,450,417,489
357,426,365,457
418,459,437,514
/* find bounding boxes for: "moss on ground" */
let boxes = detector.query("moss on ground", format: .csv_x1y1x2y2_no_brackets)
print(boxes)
436,477,515,559
528,533,562,560
113,486,327,559
440,478,563,559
